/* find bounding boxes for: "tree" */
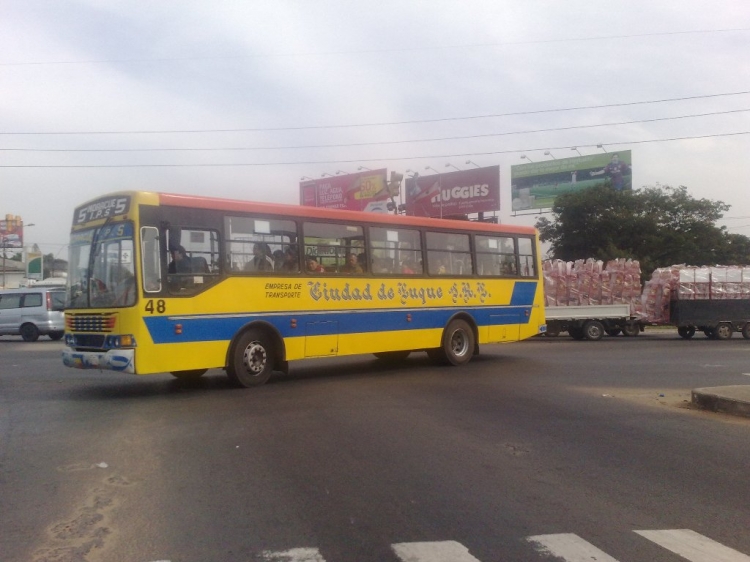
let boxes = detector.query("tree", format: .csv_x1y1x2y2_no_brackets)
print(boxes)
43,253,68,279
535,185,750,277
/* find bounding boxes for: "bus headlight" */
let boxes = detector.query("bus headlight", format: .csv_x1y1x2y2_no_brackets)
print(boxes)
105,335,137,348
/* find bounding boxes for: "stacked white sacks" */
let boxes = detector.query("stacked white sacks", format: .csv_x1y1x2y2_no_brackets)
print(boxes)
543,258,643,316
641,265,750,323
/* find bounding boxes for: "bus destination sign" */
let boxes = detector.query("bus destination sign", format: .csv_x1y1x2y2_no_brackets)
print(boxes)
74,195,131,225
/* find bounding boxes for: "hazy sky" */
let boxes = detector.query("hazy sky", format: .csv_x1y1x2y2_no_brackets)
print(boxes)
2,0,749,259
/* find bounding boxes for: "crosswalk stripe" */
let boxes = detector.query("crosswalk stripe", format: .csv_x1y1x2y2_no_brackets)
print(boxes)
635,529,750,562
526,533,621,562
260,547,327,562
391,540,482,562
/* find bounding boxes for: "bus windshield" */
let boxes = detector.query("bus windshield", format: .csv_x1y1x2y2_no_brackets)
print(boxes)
67,222,136,309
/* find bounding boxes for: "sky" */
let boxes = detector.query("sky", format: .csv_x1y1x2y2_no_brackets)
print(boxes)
2,0,750,261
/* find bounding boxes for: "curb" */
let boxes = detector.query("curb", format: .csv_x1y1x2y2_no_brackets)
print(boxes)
692,386,750,419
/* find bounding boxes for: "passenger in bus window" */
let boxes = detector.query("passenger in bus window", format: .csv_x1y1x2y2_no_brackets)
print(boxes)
341,252,364,274
281,246,299,272
401,259,417,275
306,257,325,273
272,249,285,271
168,245,191,274
245,243,274,272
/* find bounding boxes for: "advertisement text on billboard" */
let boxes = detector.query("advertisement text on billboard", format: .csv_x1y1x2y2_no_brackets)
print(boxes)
404,165,500,218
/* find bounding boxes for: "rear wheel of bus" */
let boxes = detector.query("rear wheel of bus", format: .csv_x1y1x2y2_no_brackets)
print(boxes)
430,319,475,366
227,329,275,387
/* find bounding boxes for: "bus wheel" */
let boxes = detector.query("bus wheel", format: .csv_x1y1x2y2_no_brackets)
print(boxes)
677,326,695,339
227,329,274,387
171,369,208,380
20,323,40,342
714,322,733,340
441,319,475,366
374,351,411,361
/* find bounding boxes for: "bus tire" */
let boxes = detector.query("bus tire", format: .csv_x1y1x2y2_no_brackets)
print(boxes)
227,329,275,387
677,326,695,339
20,323,40,342
622,322,640,337
743,323,750,340
583,320,605,341
171,369,208,380
441,319,475,366
373,351,411,361
714,322,733,340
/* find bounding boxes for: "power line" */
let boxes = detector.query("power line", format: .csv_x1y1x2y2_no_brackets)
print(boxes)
1,108,746,153
2,90,749,135
1,28,747,67
1,131,748,168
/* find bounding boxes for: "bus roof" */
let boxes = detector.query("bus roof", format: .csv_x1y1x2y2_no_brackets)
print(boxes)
155,192,537,236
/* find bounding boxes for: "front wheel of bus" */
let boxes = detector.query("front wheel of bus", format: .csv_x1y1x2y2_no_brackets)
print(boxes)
441,319,475,366
227,330,274,388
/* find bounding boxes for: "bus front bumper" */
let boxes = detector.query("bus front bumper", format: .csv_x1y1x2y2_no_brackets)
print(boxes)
62,348,135,373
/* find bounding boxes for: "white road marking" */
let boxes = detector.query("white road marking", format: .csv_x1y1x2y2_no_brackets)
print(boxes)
526,533,620,561
261,547,327,561
635,529,750,562
392,540,482,562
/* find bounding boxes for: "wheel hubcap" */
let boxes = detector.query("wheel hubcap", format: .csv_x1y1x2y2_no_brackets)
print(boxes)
243,341,267,375
450,330,469,357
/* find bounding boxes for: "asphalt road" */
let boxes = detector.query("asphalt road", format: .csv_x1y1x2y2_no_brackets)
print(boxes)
1,331,749,562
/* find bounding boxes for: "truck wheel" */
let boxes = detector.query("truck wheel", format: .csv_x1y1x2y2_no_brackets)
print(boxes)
622,322,640,337
743,323,750,340
714,322,733,340
583,320,605,341
677,326,696,339
605,328,621,337
544,326,561,337
227,329,275,387
703,327,715,339
569,327,585,340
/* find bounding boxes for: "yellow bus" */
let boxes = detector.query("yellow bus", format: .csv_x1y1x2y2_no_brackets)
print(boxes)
62,191,545,387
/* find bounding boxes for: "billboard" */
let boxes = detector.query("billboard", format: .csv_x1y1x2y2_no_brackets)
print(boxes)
511,151,632,211
404,165,500,218
300,169,391,213
0,215,23,248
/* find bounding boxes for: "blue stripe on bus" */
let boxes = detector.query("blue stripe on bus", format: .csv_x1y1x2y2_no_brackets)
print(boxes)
510,281,537,306
142,304,534,344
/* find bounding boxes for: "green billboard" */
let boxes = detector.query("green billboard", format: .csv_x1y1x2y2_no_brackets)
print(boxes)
511,150,632,211
27,252,42,281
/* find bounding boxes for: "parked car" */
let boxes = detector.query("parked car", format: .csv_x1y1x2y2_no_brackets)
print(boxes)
0,287,65,341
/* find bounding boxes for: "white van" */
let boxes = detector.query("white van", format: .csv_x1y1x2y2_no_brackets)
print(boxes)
0,287,65,341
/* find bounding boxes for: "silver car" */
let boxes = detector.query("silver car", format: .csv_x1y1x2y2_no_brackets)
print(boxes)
0,287,65,341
